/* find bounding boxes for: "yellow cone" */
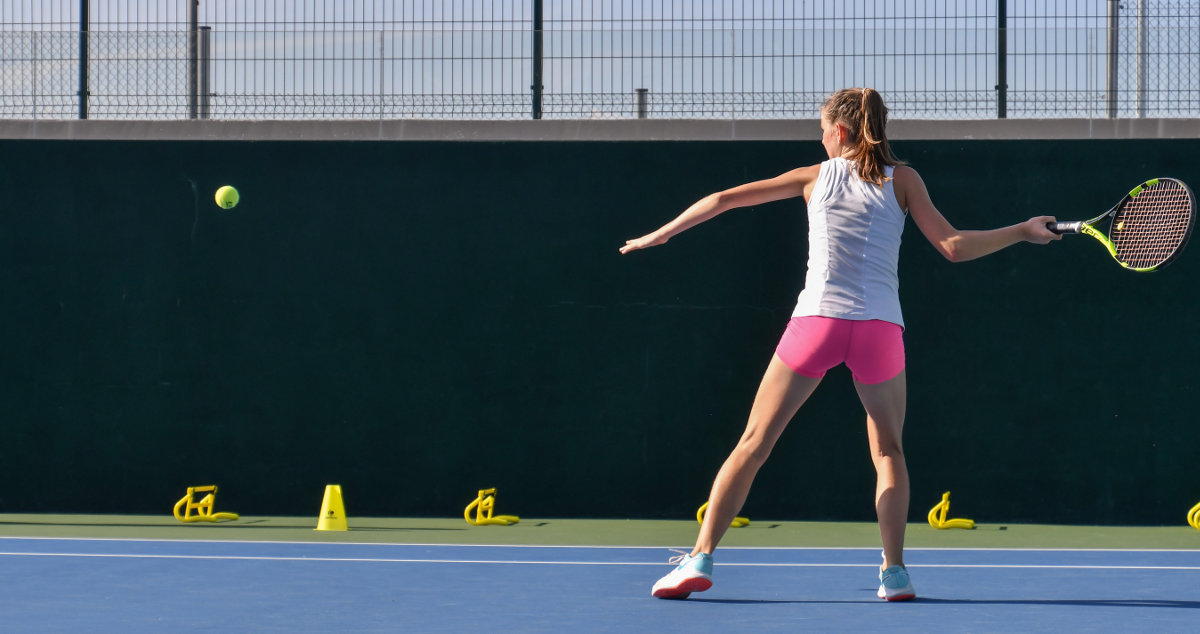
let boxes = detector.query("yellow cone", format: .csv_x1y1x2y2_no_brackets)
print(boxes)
315,484,348,531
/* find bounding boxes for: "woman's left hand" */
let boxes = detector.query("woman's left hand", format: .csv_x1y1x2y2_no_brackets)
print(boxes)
619,232,669,254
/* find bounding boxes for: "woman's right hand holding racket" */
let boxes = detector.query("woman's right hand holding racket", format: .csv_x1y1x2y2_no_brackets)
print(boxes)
1022,215,1063,244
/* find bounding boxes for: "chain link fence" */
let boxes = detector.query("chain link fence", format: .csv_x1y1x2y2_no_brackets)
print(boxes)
1114,0,1199,118
1,1,1197,120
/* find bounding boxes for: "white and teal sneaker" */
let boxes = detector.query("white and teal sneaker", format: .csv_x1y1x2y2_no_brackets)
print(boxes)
877,564,916,601
651,551,713,599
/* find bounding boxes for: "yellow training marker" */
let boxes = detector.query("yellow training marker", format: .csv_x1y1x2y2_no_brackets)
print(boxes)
696,501,750,528
927,491,975,529
1188,500,1200,530
173,485,239,523
315,484,349,531
464,488,520,526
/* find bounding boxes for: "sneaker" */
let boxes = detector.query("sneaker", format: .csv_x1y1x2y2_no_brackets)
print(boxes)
877,564,916,601
651,551,713,599
875,550,887,599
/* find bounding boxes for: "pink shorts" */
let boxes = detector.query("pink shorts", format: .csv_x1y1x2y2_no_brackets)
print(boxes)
774,316,905,384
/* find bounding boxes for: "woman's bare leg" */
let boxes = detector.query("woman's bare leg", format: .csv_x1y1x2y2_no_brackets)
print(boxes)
692,354,822,555
854,370,908,569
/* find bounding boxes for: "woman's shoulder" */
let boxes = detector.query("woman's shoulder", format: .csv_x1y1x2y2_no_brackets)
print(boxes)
780,162,824,185
889,165,925,212
890,165,923,191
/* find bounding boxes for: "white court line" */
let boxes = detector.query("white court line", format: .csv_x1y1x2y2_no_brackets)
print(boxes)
0,536,872,550
1,551,1198,570
0,536,1197,554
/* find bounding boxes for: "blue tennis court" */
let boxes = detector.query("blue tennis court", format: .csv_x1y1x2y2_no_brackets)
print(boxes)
3,537,1197,632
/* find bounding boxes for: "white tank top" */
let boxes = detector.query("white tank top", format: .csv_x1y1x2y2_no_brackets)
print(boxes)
791,157,907,328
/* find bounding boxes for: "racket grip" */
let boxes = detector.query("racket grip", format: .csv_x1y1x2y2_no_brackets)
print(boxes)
1046,221,1082,234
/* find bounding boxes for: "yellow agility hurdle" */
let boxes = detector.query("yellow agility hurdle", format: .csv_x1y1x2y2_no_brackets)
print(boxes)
464,488,520,526
927,491,975,530
173,485,238,523
696,501,750,528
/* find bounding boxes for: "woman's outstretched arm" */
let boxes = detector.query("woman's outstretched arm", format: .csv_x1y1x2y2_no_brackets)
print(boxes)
619,164,820,254
897,166,1060,262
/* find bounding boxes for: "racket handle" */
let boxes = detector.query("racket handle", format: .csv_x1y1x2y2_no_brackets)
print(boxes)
1046,221,1083,234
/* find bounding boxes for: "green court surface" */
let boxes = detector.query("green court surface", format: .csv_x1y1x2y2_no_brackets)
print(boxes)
1,515,1197,550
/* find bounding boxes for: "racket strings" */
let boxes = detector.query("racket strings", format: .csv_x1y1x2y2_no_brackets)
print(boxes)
1110,181,1194,269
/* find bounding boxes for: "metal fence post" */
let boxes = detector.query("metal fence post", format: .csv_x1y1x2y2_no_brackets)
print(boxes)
377,30,384,120
1136,0,1146,118
1106,0,1120,119
996,0,1007,119
532,0,544,119
199,26,212,119
187,0,199,119
636,88,648,118
78,0,89,119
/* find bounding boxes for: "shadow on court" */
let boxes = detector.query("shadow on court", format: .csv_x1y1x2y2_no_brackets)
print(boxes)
687,598,812,605
916,598,1200,609
0,520,227,529
689,597,1200,609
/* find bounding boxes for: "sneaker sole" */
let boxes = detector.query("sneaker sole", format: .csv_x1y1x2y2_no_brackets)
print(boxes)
652,576,713,600
885,592,915,602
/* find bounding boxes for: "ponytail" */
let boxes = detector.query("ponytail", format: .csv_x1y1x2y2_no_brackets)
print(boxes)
822,88,904,186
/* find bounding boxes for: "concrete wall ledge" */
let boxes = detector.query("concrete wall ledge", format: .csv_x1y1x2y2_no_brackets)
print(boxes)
1,117,1198,142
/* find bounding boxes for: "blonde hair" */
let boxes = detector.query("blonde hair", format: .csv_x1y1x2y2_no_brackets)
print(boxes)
822,88,904,186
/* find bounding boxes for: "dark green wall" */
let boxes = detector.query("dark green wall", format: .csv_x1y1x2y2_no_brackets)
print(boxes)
0,137,1196,525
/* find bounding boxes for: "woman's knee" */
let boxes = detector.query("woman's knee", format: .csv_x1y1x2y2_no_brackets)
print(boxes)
876,434,904,453
871,438,906,466
733,432,775,467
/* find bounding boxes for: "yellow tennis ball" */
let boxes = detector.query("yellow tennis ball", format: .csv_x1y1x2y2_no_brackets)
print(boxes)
215,185,240,209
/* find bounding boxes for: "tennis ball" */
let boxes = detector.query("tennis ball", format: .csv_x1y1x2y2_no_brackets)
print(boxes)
215,185,240,209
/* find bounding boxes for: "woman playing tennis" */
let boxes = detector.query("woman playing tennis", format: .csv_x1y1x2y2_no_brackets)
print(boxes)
620,87,1060,601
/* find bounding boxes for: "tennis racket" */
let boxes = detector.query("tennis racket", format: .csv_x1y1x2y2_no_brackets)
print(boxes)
1047,177,1195,272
